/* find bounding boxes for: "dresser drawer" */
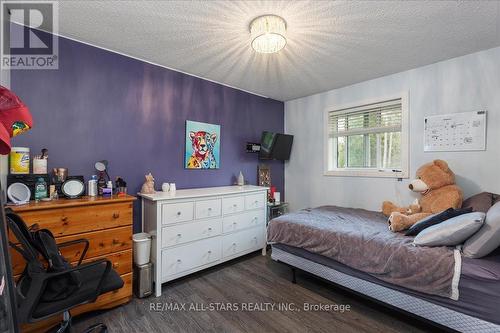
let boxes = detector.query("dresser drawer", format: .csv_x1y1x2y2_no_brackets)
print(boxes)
10,226,132,276
222,196,245,215
161,219,222,248
195,199,221,219
161,237,221,278
222,228,264,258
81,249,132,276
245,193,265,211
222,211,265,233
14,203,132,237
162,202,194,224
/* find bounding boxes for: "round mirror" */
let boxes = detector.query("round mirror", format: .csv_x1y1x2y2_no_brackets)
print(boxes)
62,179,85,198
7,183,31,204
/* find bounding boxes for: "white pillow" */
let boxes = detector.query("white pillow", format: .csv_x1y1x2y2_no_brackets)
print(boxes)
463,202,500,258
414,212,485,247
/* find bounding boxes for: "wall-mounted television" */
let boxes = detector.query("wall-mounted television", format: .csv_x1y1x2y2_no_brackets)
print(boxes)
259,131,293,160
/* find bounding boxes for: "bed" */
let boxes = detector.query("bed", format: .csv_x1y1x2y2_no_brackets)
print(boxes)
267,206,500,333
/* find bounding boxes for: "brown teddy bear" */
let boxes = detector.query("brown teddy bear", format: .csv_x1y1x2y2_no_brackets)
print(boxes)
382,160,463,232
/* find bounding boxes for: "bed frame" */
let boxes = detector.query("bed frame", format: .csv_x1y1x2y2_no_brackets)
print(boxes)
271,245,500,333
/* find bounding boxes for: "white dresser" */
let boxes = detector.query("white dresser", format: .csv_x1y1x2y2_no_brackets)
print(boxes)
139,185,268,297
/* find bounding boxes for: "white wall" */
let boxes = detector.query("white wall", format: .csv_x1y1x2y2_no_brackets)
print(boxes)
285,46,500,212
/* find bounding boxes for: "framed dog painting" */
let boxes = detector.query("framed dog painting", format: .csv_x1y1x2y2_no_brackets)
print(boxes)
185,120,221,169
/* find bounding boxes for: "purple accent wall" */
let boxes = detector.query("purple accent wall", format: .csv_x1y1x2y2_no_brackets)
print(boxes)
10,34,284,231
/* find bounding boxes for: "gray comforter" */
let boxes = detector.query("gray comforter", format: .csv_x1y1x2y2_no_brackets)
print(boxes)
267,206,461,299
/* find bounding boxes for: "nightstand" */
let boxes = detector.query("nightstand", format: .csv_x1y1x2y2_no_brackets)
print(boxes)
267,202,288,224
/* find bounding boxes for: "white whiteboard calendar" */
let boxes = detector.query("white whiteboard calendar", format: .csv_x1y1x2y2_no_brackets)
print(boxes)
424,111,487,152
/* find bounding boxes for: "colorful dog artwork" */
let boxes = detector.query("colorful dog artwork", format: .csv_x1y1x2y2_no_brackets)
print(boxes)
185,120,220,169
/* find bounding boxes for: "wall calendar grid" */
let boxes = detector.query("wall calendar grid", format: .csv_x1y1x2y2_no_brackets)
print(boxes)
424,111,487,152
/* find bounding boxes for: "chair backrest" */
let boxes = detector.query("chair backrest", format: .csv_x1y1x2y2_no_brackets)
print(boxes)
6,209,81,303
5,209,44,272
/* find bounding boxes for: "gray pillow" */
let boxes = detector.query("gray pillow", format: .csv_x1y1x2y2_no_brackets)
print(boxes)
463,202,500,258
414,212,485,247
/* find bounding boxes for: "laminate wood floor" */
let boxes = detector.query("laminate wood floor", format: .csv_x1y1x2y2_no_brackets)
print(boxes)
73,251,445,333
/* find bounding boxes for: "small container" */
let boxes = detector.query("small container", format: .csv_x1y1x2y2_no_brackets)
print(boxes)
274,192,281,204
88,175,98,197
161,183,170,192
10,147,30,174
34,177,48,201
102,187,112,197
33,158,47,174
169,183,176,193
49,185,56,199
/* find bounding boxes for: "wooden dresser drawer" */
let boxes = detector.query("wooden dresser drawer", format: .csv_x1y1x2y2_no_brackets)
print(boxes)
222,196,245,215
222,211,266,234
245,193,265,211
195,199,221,219
81,249,132,276
162,201,194,224
222,228,264,258
58,226,133,261
161,237,221,278
10,226,133,276
161,219,222,248
15,202,133,237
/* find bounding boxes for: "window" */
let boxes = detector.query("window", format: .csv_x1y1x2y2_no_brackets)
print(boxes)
324,94,409,178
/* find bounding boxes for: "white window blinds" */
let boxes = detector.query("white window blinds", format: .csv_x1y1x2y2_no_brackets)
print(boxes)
328,99,402,137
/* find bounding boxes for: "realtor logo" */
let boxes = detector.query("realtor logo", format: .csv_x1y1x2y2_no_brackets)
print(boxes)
1,1,58,69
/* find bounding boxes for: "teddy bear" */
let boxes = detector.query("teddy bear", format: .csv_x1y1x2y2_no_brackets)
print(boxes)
382,159,463,232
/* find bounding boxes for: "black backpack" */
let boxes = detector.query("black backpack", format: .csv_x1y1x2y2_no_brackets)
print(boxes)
6,209,82,302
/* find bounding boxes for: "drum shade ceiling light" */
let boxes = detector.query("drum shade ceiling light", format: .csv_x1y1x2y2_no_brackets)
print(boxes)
250,15,287,54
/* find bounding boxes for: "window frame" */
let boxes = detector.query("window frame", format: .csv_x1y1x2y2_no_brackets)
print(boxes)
323,92,409,178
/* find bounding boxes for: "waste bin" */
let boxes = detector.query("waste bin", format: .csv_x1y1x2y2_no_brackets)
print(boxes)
133,232,151,265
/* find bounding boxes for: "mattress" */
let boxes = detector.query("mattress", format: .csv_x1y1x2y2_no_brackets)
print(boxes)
267,206,460,299
274,243,500,325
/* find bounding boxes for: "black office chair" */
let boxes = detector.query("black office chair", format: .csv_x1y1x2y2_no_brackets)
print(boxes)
6,209,124,333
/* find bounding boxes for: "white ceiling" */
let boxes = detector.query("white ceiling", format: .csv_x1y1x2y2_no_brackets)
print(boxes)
50,1,500,101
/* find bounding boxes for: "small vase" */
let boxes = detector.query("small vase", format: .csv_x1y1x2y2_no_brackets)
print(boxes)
237,171,244,186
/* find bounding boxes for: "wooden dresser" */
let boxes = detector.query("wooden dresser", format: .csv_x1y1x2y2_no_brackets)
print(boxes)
8,195,136,333
139,185,268,297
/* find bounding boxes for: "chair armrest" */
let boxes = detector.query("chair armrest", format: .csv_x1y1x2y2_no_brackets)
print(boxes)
42,258,109,280
57,238,89,266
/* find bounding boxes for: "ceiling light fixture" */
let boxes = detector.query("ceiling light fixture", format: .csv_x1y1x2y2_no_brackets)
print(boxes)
250,15,287,54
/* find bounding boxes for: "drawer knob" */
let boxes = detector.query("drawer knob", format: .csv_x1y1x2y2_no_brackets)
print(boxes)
233,222,237,225
112,239,120,245
177,212,181,216
208,227,212,231
254,200,258,203
208,250,212,254
113,262,119,268
208,207,212,211
61,216,68,222
233,204,237,207
232,242,236,246
112,213,120,219
177,259,182,263
177,233,182,237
